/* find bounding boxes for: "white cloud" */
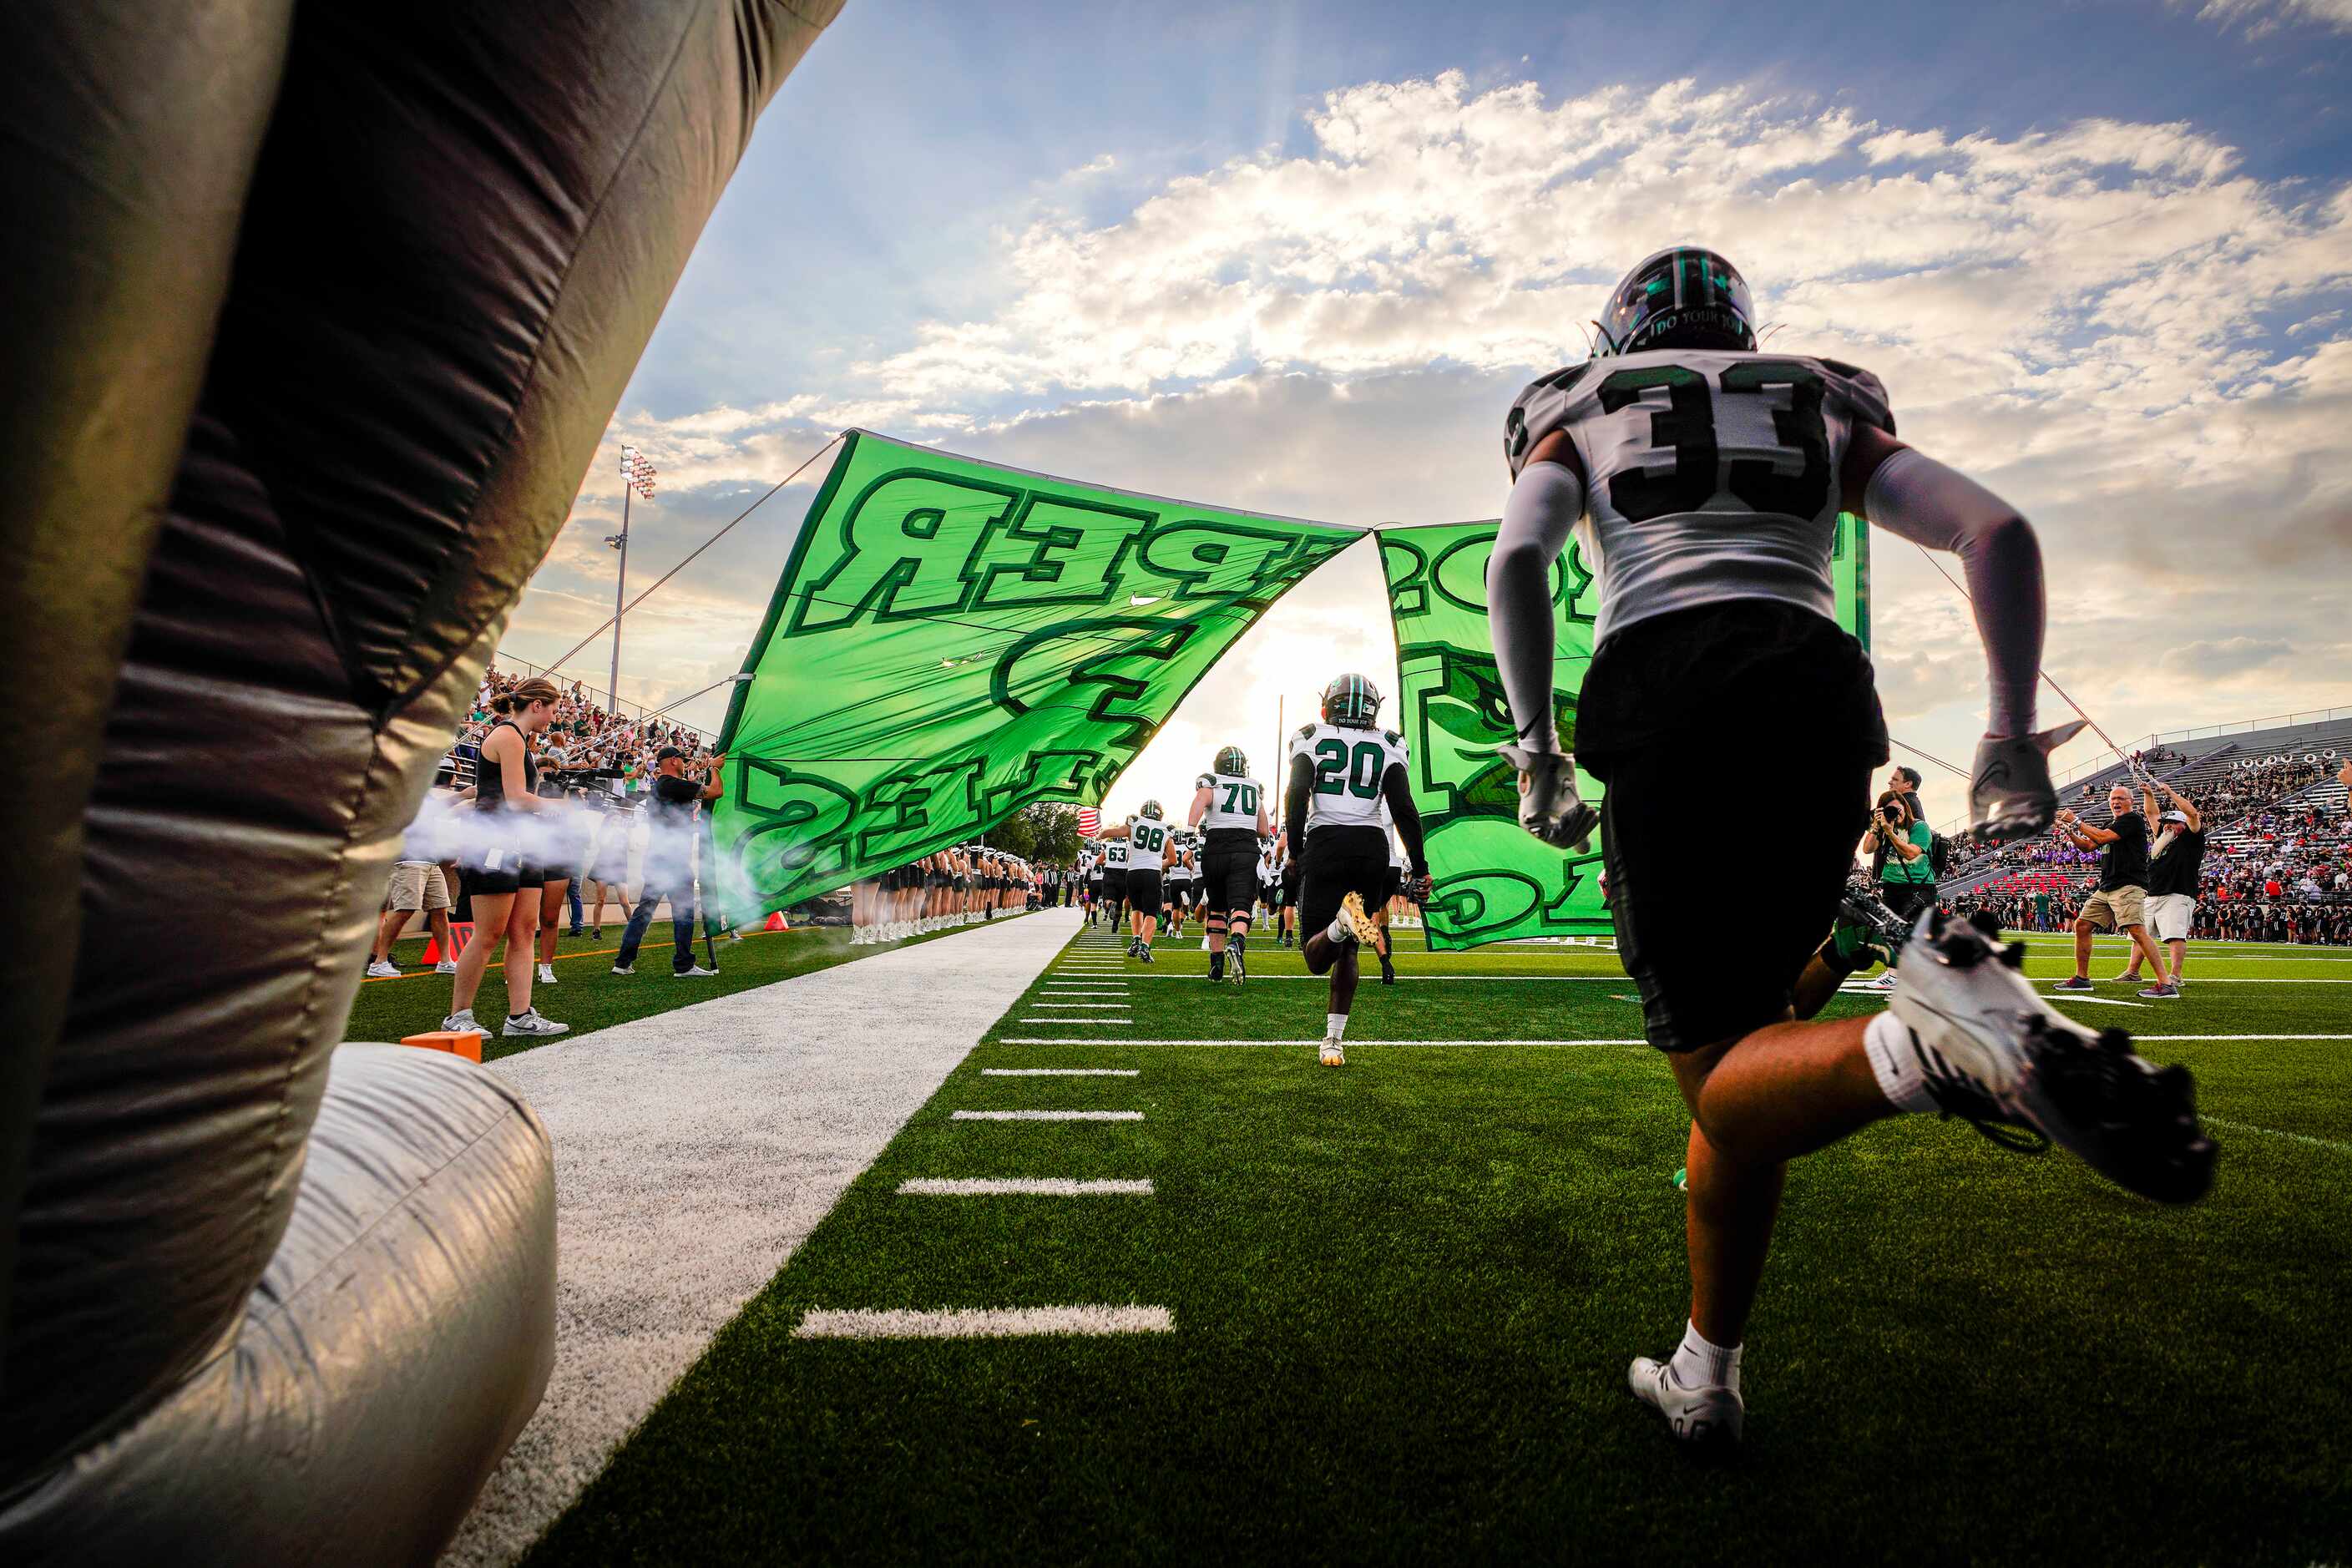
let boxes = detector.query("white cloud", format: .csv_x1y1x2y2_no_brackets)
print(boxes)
512,72,2352,795
2193,0,2352,37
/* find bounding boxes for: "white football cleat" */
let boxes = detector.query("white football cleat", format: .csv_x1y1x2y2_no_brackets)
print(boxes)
1319,1039,1346,1068
1628,1357,1743,1448
1889,908,2215,1204
1498,743,1599,852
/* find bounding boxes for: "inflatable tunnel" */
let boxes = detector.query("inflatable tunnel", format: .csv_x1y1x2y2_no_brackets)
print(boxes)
0,2,842,1560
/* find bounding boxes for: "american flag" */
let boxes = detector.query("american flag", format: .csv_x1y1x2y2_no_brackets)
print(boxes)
1076,807,1100,837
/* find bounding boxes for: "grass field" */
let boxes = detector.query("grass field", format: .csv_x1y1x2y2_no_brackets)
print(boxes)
345,918,980,1059
516,916,2352,1565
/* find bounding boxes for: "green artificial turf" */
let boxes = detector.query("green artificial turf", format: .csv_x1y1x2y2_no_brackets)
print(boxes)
344,916,991,1060
526,918,2352,1565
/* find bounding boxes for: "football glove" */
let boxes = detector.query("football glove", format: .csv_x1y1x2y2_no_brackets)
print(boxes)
1499,743,1598,852
1966,719,2088,842
1404,871,1433,904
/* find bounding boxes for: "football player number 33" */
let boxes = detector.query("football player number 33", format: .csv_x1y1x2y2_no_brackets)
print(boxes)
1599,359,1829,524
1313,739,1385,799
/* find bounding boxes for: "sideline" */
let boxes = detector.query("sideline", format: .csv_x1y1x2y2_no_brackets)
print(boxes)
441,907,1081,1567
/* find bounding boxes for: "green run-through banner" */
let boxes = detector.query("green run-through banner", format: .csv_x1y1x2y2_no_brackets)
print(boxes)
714,430,1362,909
1378,513,1869,948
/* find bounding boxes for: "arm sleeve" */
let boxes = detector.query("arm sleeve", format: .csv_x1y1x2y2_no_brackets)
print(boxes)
1283,752,1313,863
1379,764,1429,875
1487,459,1584,755
1861,446,2045,739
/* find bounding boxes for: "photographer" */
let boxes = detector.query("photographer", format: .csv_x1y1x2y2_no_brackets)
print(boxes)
1860,789,1935,993
613,746,725,979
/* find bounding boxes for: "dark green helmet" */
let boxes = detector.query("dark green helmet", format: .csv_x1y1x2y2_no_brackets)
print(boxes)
1141,798,1164,820
1322,673,1383,729
1214,745,1248,776
1595,245,1758,358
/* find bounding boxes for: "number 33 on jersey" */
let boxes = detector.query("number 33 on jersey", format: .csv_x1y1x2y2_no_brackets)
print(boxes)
1289,722,1409,832
1504,348,1894,642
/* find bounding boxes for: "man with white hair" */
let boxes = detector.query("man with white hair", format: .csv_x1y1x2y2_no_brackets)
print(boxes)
2052,782,2171,991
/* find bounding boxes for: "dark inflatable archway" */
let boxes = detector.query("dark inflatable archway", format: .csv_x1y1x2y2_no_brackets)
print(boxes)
0,2,842,1559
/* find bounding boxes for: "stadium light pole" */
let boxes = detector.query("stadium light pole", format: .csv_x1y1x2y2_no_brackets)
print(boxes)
607,446,658,715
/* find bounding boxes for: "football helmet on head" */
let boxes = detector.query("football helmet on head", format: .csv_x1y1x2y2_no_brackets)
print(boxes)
1596,246,1758,358
1215,745,1248,776
1141,799,1164,820
1322,673,1383,729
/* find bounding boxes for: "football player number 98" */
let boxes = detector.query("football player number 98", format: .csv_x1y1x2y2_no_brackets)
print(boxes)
1595,359,1831,524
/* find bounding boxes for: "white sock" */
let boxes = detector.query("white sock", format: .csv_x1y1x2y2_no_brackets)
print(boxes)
1667,1320,1743,1392
1327,912,1353,943
1326,1012,1348,1040
1863,1010,1939,1114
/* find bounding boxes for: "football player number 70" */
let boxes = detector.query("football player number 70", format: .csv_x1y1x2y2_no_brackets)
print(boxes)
1596,359,1830,524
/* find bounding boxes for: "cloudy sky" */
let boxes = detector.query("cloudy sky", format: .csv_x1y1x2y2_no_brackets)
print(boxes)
512,0,2352,827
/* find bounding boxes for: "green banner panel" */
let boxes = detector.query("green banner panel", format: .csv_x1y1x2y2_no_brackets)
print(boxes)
714,430,1363,909
1379,512,1869,949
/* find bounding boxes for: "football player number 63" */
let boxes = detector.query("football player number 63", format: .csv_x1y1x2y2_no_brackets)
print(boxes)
1596,359,1830,524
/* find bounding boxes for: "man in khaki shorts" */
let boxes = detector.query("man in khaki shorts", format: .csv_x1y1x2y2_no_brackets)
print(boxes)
368,806,459,978
2051,782,2169,990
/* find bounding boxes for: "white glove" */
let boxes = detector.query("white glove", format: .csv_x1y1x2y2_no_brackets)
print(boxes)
1499,744,1598,852
1967,720,2089,841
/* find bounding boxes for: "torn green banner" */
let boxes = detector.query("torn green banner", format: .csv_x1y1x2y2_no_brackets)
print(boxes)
715,430,1363,909
1379,512,1869,949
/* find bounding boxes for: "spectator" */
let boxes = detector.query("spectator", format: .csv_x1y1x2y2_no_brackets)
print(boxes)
2122,778,2203,997
613,746,726,979
2053,784,2171,990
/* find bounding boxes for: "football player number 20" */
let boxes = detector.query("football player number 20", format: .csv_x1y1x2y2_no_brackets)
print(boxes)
1596,359,1830,524
1313,739,1385,799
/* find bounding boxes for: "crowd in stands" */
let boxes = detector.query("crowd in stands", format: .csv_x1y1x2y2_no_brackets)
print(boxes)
2201,757,2325,822
447,665,711,795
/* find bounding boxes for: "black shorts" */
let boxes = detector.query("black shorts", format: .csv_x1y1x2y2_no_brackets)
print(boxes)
1104,871,1128,903
1125,868,1163,916
1879,881,1936,926
466,857,527,898
1299,826,1392,938
1203,843,1259,913
1382,865,1404,905
1166,879,1191,908
1582,602,1884,1053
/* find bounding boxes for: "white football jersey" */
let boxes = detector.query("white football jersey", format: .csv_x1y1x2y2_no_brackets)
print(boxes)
1125,815,1171,871
1288,721,1409,833
1104,838,1129,869
1195,771,1267,832
1504,348,1893,643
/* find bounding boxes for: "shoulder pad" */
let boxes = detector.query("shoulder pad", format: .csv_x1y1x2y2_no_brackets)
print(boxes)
1294,723,1318,741
1195,773,1214,789
1383,731,1404,748
1814,357,1895,437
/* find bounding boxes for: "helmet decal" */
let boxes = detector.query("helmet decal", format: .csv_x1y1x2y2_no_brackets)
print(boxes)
1321,673,1383,728
1596,246,1758,358
1214,745,1249,776
1141,798,1164,820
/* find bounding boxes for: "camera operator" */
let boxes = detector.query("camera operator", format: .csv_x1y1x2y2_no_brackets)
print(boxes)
613,745,725,978
1859,789,1936,992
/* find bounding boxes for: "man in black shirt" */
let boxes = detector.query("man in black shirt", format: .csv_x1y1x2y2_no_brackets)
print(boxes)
615,746,725,978
2122,779,2204,996
2051,782,2168,990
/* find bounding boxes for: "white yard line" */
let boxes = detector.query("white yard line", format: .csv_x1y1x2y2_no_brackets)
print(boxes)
793,1305,1173,1339
951,1109,1144,1121
982,1068,1140,1076
898,1177,1155,1196
2203,1115,2352,1156
1016,1017,1134,1025
443,907,1084,1568
999,1037,1654,1047
1027,1003,1135,1010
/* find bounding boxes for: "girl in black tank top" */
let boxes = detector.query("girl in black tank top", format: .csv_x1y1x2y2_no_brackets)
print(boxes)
473,719,538,812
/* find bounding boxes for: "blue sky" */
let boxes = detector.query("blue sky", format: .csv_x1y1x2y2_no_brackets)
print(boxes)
510,0,2352,822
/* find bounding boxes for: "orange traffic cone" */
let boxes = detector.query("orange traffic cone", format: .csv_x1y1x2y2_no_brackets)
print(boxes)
763,909,789,932
420,921,475,965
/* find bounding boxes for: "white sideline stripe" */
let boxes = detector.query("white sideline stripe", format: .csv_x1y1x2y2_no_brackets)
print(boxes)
2203,1115,2352,1156
794,1305,1173,1339
952,1109,1145,1120
1016,1017,1133,1024
983,1068,1141,1076
898,1177,1155,1196
1120,972,2352,984
1027,1003,1134,1010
